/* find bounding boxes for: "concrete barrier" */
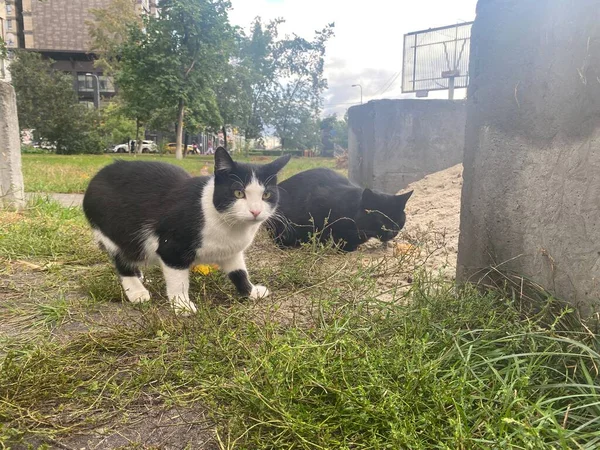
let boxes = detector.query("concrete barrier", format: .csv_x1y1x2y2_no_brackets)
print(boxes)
348,99,465,194
0,80,25,210
457,0,600,314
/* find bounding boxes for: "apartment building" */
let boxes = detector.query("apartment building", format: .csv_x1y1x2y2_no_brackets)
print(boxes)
0,0,9,79
6,0,157,105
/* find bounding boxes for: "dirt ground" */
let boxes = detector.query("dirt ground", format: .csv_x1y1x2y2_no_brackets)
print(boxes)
4,164,464,449
361,164,463,279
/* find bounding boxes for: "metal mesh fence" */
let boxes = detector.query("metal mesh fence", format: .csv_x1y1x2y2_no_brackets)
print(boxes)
402,22,473,93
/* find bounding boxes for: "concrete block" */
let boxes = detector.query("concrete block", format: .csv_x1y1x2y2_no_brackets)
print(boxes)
348,99,465,194
457,0,600,314
0,80,25,209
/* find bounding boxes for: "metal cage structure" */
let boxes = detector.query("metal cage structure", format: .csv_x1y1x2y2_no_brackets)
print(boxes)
402,22,473,98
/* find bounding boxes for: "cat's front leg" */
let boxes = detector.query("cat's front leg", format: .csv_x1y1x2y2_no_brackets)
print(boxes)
160,260,197,315
220,252,270,299
114,254,150,304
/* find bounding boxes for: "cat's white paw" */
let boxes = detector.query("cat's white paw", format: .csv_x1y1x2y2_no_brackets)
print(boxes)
171,296,198,316
125,288,151,304
250,285,270,299
122,276,150,304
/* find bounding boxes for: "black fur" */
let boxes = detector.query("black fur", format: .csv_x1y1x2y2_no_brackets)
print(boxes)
83,148,289,289
228,270,254,296
268,168,413,252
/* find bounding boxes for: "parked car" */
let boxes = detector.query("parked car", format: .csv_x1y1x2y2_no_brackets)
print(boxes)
164,142,194,154
32,140,56,150
110,140,158,153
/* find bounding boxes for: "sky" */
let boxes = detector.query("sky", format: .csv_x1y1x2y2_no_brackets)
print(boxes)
229,0,478,116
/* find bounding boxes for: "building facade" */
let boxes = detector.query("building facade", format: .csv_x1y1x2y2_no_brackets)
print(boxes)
0,0,9,80
6,0,157,105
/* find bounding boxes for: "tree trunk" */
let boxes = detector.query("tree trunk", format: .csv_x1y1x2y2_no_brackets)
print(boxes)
222,126,228,150
135,117,141,156
183,131,189,157
175,98,185,160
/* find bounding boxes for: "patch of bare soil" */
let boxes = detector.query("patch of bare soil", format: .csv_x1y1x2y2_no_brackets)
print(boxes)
60,406,217,450
0,260,50,342
361,163,463,279
401,163,463,275
14,406,216,450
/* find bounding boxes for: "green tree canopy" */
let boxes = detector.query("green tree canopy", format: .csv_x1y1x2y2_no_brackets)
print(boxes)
88,0,142,75
10,51,103,154
269,23,334,151
116,0,232,159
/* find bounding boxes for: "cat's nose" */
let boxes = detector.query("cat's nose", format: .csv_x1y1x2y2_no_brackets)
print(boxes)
250,209,261,218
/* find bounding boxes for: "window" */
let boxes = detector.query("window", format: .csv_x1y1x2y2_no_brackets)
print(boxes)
6,19,12,31
77,73,116,94
6,4,12,15
77,74,94,92
99,76,115,93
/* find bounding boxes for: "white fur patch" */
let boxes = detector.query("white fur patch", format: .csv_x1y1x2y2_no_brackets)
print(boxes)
196,178,263,265
243,174,268,220
121,276,150,303
250,285,270,299
161,260,197,315
93,229,119,255
226,173,275,223
140,227,160,262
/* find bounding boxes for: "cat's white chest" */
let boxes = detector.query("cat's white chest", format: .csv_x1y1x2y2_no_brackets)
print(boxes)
194,179,261,264
195,222,258,264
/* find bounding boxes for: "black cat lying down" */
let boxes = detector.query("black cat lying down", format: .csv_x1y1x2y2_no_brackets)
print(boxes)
268,168,413,252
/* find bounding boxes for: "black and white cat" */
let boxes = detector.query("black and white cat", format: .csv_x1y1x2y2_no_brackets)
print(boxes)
83,148,290,314
268,168,413,252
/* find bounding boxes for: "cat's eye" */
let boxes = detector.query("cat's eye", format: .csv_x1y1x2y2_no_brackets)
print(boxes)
262,191,272,200
234,190,245,199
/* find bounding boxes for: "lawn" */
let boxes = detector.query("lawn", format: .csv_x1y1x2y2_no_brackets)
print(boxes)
21,153,343,193
1,198,599,448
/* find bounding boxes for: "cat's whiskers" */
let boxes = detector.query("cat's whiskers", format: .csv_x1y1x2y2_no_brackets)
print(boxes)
228,173,245,187
263,174,278,186
218,210,242,227
266,211,295,239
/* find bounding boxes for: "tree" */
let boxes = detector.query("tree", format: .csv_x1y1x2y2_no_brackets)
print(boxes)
269,24,334,152
117,0,232,159
88,0,142,75
238,18,284,143
320,113,348,156
332,112,349,150
0,36,6,61
10,51,103,154
97,98,138,148
114,26,161,153
214,31,252,150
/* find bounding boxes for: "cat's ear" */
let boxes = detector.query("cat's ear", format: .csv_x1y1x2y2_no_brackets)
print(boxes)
265,154,291,174
215,147,235,173
360,188,377,206
395,190,413,208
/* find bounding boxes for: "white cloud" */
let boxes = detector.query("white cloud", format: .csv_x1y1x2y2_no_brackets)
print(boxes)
229,0,477,116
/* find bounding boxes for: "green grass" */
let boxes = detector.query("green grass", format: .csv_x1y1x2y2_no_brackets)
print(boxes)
1,201,600,448
21,153,342,193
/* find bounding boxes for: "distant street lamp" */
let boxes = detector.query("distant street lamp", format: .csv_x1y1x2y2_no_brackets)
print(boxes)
352,84,363,104
85,72,100,109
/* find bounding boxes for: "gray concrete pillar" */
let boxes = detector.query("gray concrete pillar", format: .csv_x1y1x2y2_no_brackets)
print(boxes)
457,0,600,314
0,80,25,209
348,99,465,194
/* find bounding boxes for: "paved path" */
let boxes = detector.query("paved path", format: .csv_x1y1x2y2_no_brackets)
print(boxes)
26,193,84,208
